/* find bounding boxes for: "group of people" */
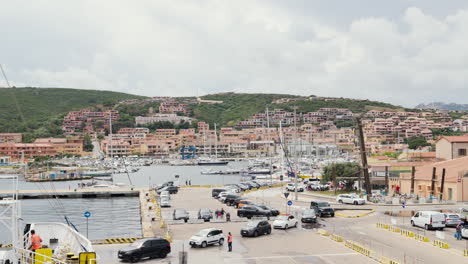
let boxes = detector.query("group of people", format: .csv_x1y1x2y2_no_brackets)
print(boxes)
214,208,231,221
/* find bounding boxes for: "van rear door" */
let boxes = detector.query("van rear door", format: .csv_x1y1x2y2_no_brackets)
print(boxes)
431,213,445,227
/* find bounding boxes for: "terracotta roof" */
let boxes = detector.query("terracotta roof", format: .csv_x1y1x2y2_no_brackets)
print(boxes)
436,136,468,143
402,155,468,181
407,152,436,158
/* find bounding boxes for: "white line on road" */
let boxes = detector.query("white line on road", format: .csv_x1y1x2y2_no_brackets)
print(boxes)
225,252,361,260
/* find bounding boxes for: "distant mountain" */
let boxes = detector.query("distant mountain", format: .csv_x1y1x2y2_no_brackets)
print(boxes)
416,102,468,111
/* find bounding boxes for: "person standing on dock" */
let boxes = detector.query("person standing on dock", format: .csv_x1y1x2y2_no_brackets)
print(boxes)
189,180,191,185
29,230,42,251
227,232,233,252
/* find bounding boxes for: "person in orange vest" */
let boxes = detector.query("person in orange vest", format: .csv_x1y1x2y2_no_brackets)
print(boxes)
29,230,42,251
227,232,233,252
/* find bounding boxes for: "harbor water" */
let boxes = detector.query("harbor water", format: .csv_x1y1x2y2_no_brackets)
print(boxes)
0,197,141,244
0,163,247,244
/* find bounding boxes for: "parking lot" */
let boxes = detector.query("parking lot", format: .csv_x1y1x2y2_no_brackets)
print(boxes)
96,186,468,264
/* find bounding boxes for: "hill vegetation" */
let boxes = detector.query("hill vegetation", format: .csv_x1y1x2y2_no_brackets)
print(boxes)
189,93,403,127
0,88,406,141
0,87,145,141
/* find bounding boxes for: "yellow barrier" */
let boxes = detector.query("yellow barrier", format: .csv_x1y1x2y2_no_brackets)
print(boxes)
318,229,330,236
330,234,343,242
79,252,97,264
34,248,53,264
104,237,141,244
165,230,172,243
432,240,449,249
1,243,12,248
414,234,430,242
400,229,414,238
388,226,400,232
160,219,166,228
376,223,389,229
379,257,401,264
345,240,372,257
464,249,468,257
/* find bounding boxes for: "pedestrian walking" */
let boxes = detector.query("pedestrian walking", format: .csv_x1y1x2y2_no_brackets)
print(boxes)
189,180,191,185
185,180,188,185
215,209,219,219
227,232,233,252
456,222,463,240
226,212,231,222
221,208,225,218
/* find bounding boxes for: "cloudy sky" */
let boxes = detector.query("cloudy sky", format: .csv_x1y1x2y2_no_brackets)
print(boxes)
1,0,468,107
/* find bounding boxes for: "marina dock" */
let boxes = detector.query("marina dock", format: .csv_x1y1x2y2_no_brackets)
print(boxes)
0,188,140,199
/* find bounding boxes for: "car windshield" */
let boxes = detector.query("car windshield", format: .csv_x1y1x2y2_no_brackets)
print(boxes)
276,215,289,221
317,202,330,207
448,214,459,218
200,209,210,214
246,221,259,227
175,209,187,215
303,210,316,216
194,230,210,237
130,240,145,248
161,197,169,202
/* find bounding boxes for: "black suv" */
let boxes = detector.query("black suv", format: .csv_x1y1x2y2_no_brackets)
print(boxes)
212,188,226,198
198,208,213,222
310,201,335,217
225,194,242,206
237,205,271,219
157,186,179,194
240,220,272,237
118,238,170,262
257,205,280,216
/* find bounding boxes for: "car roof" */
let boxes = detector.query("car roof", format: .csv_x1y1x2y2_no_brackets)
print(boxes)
201,228,221,232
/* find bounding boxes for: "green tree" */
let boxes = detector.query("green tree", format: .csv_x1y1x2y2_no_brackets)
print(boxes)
83,134,94,152
322,162,360,190
405,136,431,150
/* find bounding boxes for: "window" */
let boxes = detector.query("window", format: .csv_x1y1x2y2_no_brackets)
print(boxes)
459,148,467,156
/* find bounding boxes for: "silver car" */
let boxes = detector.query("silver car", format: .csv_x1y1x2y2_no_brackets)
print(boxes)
444,213,462,227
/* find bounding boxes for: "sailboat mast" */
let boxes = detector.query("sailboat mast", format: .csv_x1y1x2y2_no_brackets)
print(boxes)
214,123,218,159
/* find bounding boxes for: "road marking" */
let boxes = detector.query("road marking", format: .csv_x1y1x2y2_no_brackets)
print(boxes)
226,252,361,260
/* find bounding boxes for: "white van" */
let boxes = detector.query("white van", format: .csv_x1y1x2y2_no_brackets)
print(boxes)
411,211,445,230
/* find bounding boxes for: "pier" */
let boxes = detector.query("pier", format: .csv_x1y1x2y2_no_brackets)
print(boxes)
0,188,140,199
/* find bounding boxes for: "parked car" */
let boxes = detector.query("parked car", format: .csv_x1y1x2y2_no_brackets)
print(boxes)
160,191,170,200
212,188,227,198
156,181,174,190
273,214,298,229
248,182,261,188
310,201,335,217
198,208,213,222
225,194,243,206
189,228,224,248
411,211,445,230
336,194,366,205
237,205,271,219
243,182,255,189
157,186,179,194
160,197,171,207
236,200,256,208
217,192,229,202
301,209,318,223
241,220,272,237
118,238,171,262
237,183,250,191
286,183,304,192
444,213,463,227
462,225,468,238
257,205,280,216
173,209,190,222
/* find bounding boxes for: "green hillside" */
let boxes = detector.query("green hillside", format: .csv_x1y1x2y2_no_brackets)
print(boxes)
190,93,403,127
0,87,145,141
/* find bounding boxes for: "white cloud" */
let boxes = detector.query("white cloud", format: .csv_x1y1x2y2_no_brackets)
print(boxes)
1,1,468,106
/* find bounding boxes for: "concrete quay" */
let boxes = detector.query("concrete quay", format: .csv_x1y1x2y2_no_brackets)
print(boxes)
0,188,140,199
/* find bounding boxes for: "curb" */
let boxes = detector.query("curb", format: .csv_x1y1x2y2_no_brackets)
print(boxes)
335,209,375,218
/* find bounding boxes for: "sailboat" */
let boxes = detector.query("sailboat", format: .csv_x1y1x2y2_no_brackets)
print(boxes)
197,123,229,166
